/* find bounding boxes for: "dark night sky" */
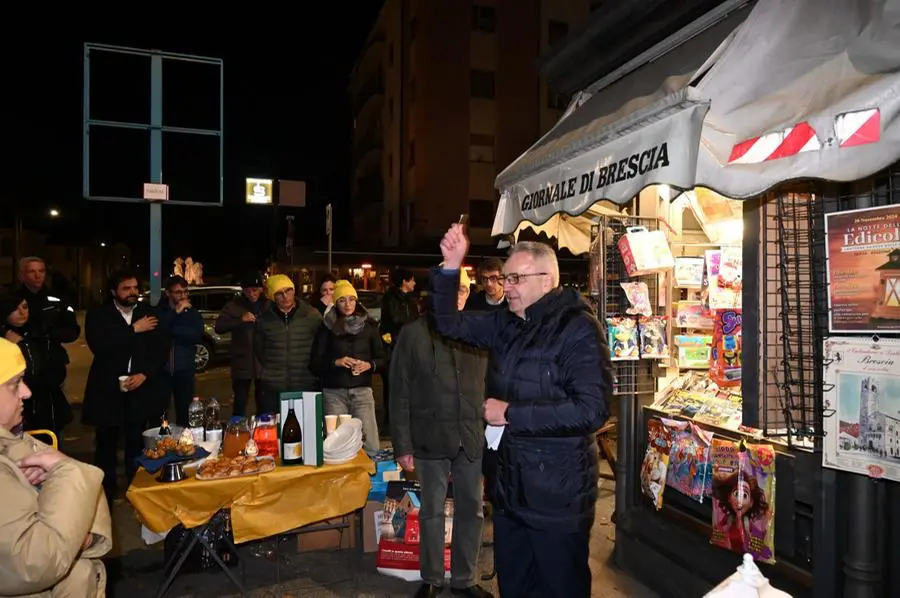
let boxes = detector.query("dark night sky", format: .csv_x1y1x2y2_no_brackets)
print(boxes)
2,8,382,278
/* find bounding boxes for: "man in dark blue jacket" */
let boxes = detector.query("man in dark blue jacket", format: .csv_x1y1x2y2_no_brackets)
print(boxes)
432,224,612,598
157,276,204,426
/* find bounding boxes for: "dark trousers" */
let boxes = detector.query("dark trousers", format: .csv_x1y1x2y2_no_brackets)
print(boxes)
165,370,196,426
482,446,498,503
95,421,147,505
494,513,592,598
417,450,484,588
232,378,263,417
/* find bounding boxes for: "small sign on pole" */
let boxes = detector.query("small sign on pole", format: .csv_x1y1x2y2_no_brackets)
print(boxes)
143,183,169,202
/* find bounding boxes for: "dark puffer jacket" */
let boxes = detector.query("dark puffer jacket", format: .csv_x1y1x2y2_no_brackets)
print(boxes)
310,305,387,389
429,268,613,533
255,301,322,393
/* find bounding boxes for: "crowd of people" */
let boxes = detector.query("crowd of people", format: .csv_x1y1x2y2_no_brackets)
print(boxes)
0,225,613,597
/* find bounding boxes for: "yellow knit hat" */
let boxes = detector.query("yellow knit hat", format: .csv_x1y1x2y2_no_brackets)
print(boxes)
266,274,295,300
333,279,358,303
459,267,472,288
0,337,26,385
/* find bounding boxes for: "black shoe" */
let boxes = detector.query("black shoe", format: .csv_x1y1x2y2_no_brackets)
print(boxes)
415,583,443,598
451,585,493,598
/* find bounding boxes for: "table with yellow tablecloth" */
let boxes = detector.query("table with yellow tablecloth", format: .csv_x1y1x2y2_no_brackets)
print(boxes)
126,451,375,544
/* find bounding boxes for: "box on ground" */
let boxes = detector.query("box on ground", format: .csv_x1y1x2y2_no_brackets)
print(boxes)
296,514,357,553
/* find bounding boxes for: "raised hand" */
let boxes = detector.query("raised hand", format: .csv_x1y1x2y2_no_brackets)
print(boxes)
439,223,469,270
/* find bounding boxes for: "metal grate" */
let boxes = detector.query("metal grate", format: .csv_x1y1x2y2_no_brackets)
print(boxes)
760,189,824,445
590,215,659,397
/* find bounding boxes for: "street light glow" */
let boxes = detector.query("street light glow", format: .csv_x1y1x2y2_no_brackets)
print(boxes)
49,209,60,217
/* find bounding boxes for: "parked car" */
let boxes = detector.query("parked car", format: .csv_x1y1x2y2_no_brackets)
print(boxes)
140,285,242,373
302,289,384,323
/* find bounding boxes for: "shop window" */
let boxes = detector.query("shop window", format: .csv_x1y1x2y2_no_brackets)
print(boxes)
470,70,495,100
548,20,569,47
472,5,496,32
469,199,495,229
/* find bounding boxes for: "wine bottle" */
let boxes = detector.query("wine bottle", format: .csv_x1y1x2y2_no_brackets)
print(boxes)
281,407,303,465
159,413,172,436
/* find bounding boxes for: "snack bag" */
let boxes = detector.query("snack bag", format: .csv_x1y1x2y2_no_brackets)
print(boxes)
662,418,713,502
639,316,669,358
709,309,742,387
608,317,639,361
640,418,673,510
710,438,776,564
621,281,652,317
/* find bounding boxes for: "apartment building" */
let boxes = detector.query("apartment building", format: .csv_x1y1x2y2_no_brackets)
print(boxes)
348,0,593,249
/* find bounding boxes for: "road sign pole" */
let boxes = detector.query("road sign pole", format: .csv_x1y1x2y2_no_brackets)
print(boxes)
150,54,163,305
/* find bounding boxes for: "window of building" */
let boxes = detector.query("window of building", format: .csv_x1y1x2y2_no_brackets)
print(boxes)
548,90,571,110
472,5,496,32
408,140,415,168
548,20,569,47
469,199,495,228
470,70,495,99
469,133,495,163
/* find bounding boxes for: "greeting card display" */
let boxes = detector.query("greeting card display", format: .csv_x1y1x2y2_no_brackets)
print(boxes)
710,439,776,564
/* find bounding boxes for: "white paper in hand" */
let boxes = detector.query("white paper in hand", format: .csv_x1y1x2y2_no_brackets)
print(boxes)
485,425,505,451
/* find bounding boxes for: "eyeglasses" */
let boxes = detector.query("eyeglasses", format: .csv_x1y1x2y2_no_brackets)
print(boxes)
481,275,503,285
501,272,548,286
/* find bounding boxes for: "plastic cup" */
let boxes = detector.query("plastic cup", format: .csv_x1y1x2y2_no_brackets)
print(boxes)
118,376,130,392
338,414,352,427
325,415,338,436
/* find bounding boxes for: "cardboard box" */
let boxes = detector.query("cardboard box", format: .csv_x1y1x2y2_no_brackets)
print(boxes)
279,392,324,467
296,514,357,553
363,500,383,553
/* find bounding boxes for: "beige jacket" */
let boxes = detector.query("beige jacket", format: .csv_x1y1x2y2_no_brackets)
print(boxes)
0,427,112,598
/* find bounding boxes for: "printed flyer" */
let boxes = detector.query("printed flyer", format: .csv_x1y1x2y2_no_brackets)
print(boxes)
825,204,900,333
822,336,900,481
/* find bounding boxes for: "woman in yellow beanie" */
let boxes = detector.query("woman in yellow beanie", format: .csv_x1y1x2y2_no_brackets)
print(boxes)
0,337,113,597
310,280,386,452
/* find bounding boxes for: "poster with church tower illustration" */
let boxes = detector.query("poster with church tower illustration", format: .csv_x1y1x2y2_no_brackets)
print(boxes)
823,336,900,481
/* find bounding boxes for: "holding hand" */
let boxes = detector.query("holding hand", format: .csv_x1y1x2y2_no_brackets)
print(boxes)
335,357,359,369
351,361,372,376
175,299,192,314
124,373,147,391
483,398,510,426
397,455,415,472
241,312,257,323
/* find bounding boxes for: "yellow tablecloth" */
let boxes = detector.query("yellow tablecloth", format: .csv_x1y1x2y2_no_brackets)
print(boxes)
126,452,375,544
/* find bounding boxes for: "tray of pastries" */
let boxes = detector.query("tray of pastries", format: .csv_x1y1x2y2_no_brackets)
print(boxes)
195,455,276,480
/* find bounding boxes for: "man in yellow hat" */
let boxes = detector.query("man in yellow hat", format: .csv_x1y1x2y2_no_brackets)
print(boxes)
0,337,113,597
254,274,323,414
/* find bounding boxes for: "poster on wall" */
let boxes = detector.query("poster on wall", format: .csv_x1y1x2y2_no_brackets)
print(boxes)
822,336,900,481
825,204,900,333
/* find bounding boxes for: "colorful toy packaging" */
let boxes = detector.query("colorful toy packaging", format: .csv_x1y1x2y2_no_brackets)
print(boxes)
661,418,713,502
639,316,669,358
710,438,776,564
641,418,673,510
608,316,640,361
709,309,742,387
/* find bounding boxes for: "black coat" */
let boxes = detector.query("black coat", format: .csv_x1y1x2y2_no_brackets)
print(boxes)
310,306,387,389
429,269,613,533
389,317,487,461
215,295,268,380
82,301,168,427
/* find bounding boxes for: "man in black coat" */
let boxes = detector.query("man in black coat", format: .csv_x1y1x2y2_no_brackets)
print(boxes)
390,267,491,598
432,225,613,598
82,271,167,504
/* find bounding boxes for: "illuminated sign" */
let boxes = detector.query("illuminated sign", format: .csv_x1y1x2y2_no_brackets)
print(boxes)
245,178,274,205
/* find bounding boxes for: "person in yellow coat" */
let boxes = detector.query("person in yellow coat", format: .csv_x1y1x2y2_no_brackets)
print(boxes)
0,337,113,597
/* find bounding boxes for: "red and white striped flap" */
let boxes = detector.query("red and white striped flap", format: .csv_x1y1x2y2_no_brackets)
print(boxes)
836,108,881,147
727,121,821,164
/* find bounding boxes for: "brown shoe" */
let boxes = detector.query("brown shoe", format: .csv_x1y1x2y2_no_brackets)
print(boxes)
415,583,443,598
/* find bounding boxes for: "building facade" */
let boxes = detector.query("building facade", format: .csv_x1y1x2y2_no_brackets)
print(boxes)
348,0,593,249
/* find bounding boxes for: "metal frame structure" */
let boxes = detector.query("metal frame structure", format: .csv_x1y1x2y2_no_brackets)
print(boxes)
82,43,223,303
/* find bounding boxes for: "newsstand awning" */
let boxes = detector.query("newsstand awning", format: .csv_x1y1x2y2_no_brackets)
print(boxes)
493,0,900,243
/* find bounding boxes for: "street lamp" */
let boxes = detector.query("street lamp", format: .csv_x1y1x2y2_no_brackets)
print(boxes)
49,209,60,217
